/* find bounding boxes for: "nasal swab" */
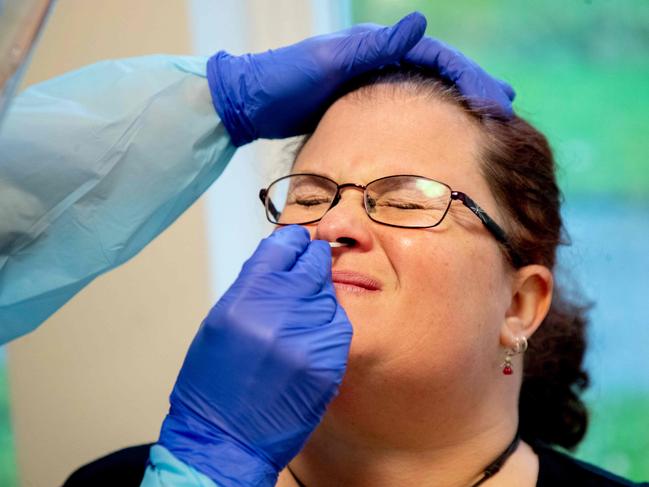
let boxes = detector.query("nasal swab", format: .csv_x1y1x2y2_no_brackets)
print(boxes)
328,241,348,248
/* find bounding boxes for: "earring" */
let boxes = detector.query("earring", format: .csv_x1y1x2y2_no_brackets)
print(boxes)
502,336,528,375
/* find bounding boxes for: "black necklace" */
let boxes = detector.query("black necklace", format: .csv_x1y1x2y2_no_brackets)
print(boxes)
287,431,521,487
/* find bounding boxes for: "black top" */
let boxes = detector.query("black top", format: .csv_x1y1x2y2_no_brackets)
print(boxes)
62,442,648,487
531,441,648,487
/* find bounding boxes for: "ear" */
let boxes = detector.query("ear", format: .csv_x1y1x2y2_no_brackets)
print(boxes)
500,265,553,348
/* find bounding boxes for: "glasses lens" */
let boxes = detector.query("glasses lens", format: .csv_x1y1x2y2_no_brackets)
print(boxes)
266,174,337,224
365,176,451,227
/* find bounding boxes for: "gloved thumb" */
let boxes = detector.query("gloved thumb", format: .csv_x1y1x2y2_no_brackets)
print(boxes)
348,12,427,73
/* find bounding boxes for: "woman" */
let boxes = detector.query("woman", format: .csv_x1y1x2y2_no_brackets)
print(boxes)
263,69,639,486
146,68,646,486
63,27,643,487
272,69,553,485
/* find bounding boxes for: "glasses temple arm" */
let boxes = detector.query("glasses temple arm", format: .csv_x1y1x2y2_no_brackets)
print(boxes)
259,189,281,221
452,191,523,267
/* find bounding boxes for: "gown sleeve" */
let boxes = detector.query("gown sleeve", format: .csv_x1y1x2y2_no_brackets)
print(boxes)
140,445,219,487
0,55,236,344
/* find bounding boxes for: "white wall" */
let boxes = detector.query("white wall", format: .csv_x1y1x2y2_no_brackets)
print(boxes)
193,0,350,300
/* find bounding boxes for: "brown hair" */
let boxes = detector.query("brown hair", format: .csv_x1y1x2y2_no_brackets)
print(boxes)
474,101,590,450
302,68,591,450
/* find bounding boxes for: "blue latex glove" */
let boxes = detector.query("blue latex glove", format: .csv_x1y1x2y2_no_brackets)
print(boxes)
207,12,427,146
339,22,516,117
158,226,352,486
403,36,516,117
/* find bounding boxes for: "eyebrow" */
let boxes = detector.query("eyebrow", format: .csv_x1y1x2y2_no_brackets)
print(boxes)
290,168,337,181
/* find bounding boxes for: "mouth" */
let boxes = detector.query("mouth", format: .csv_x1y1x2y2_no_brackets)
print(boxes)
331,270,382,294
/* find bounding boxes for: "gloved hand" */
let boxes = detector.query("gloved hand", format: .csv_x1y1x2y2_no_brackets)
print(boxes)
158,226,352,486
207,12,427,146
403,36,515,117
338,21,515,117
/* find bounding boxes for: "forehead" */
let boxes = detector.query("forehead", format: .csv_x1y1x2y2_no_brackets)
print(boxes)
294,88,486,194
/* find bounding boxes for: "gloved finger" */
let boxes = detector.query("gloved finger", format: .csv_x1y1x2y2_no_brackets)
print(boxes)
403,36,514,116
402,36,475,80
453,66,513,117
496,78,516,101
346,11,427,74
311,303,353,377
343,22,382,36
290,240,332,294
243,225,311,274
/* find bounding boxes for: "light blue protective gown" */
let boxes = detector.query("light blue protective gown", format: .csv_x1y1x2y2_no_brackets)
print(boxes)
0,55,235,345
142,445,218,487
0,54,272,486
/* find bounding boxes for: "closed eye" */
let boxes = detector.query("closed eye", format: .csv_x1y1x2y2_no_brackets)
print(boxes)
376,200,431,210
290,197,331,207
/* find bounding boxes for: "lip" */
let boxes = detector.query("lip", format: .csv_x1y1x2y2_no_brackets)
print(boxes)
331,270,382,293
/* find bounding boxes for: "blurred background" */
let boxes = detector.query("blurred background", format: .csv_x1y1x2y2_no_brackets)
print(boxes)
0,0,647,485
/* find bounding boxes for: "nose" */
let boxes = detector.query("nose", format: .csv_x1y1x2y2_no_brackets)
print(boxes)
313,186,373,250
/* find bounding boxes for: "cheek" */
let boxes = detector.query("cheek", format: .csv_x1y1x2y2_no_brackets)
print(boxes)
393,238,473,352
374,233,504,378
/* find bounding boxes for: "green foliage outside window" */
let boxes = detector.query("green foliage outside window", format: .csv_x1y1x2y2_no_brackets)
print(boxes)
351,0,649,198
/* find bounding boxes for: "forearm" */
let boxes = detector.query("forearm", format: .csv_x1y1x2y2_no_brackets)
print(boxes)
0,55,236,343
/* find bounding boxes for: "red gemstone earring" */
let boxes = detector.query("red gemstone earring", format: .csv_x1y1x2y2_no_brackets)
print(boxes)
502,352,514,375
502,336,528,375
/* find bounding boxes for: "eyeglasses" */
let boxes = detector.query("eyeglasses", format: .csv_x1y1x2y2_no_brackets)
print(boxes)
259,173,522,266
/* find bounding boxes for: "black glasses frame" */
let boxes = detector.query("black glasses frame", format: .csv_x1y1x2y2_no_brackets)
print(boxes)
259,173,522,266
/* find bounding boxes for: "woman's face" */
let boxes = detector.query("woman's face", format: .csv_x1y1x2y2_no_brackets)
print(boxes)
294,86,516,433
